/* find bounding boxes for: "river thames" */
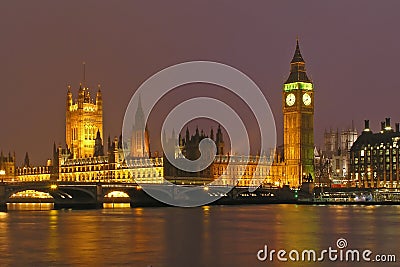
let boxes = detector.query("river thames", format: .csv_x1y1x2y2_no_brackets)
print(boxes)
0,204,399,266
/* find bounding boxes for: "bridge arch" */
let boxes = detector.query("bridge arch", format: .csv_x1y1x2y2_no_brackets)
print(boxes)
104,190,130,198
4,184,98,203
9,189,53,198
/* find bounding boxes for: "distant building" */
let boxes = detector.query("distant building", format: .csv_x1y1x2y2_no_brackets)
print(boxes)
163,125,225,181
130,96,150,158
0,152,16,182
163,126,275,187
13,41,317,188
349,118,400,188
321,127,358,183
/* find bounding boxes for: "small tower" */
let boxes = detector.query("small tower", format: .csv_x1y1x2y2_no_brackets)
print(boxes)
0,151,16,181
67,84,72,108
24,152,30,167
216,125,224,155
130,96,150,158
96,84,102,111
94,129,104,157
65,63,103,158
185,127,190,143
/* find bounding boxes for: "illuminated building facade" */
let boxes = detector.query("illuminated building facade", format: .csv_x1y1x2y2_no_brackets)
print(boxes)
56,136,163,183
349,118,400,188
163,40,314,188
211,155,280,187
66,68,103,159
61,81,161,183
163,126,223,180
163,126,283,187
15,165,51,182
13,41,316,188
15,70,163,183
0,152,16,182
282,40,315,187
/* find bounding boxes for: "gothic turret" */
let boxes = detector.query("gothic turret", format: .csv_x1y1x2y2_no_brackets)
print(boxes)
185,127,190,143
96,84,102,111
65,63,104,158
77,83,85,109
135,95,145,129
285,39,311,83
94,129,104,157
67,84,73,108
130,95,150,158
216,125,224,155
24,152,30,167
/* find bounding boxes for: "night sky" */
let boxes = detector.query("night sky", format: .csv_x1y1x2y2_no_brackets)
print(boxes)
1,1,400,165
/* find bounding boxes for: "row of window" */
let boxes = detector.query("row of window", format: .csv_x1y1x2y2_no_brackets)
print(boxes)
60,171,163,181
353,156,399,165
71,126,99,141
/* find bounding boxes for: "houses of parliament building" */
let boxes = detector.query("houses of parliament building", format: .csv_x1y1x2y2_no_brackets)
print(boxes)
1,41,315,188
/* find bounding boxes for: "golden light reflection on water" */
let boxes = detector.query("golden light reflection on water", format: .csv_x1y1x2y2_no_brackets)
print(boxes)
103,203,131,209
0,205,399,266
202,206,211,264
0,211,10,266
134,207,143,216
270,205,320,253
47,210,59,263
7,203,54,211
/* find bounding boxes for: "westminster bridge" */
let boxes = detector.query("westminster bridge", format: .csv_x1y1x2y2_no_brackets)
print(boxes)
0,181,289,211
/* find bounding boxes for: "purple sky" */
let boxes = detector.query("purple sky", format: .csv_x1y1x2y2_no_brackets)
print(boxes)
1,1,400,165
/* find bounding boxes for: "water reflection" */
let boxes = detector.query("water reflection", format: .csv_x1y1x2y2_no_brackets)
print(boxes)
103,203,130,209
0,212,10,266
7,203,54,211
0,205,399,266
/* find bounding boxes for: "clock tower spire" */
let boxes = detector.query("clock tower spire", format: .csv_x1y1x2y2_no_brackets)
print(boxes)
283,40,315,187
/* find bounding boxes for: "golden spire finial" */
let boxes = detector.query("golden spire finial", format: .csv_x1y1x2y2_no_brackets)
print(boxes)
82,61,86,86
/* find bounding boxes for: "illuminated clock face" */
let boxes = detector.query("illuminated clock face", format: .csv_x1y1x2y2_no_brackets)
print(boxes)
286,93,296,106
303,93,312,106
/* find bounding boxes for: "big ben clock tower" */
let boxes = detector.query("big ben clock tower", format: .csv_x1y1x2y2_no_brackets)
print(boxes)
283,40,314,187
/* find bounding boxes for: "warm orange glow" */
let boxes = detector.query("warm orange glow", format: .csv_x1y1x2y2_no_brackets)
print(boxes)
50,184,58,190
104,191,129,198
10,190,53,199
